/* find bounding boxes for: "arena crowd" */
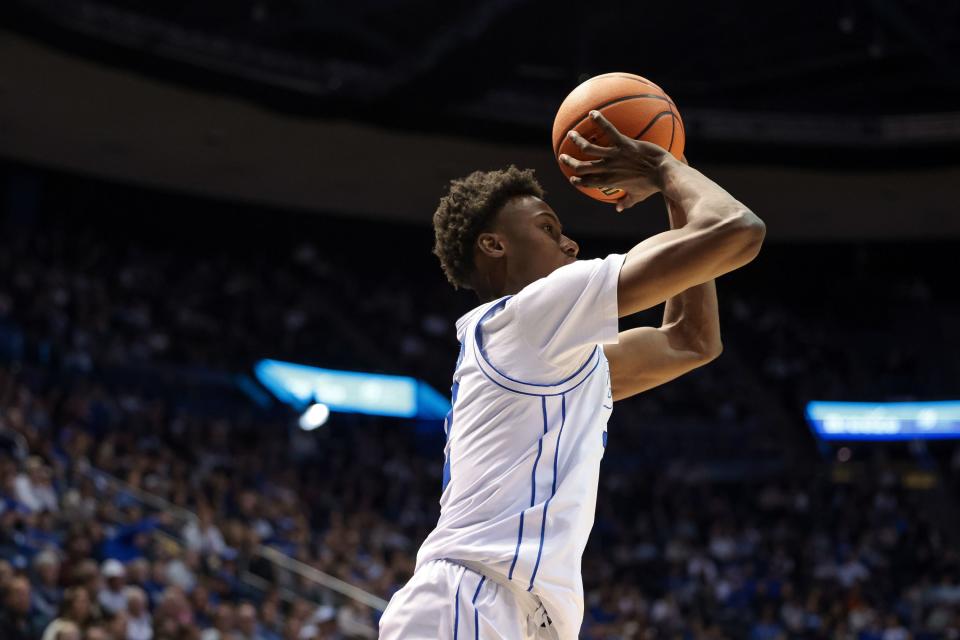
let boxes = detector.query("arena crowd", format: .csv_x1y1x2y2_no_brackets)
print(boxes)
0,172,958,639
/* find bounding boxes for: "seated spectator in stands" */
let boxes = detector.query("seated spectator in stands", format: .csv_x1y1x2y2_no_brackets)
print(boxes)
32,550,63,627
26,511,63,555
98,559,128,615
0,575,44,639
235,601,261,640
124,585,152,640
98,509,162,562
124,558,150,593
201,602,236,640
44,586,94,637
84,625,110,640
182,505,227,557
103,609,129,640
15,457,59,513
300,605,339,640
152,586,195,637
40,619,81,640
142,560,168,606
257,598,283,640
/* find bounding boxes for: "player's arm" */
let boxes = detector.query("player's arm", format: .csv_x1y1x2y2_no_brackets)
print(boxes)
603,194,722,400
560,113,764,399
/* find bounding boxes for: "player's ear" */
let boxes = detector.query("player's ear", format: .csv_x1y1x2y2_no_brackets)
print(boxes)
476,232,505,259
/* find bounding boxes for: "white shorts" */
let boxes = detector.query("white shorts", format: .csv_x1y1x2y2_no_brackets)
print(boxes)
379,559,558,640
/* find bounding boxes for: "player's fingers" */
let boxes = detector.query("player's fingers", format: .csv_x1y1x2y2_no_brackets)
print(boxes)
570,174,615,188
567,130,614,157
559,154,607,175
615,194,639,213
589,110,626,145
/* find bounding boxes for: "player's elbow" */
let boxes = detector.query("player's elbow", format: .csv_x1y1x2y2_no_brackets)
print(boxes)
733,209,766,261
698,340,723,363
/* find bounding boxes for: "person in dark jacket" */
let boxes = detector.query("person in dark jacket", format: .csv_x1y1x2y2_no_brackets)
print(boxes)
0,575,42,639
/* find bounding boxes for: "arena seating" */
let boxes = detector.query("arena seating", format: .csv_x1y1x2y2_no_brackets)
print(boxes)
0,171,958,639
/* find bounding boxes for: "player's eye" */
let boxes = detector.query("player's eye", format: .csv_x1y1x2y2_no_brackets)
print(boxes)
543,224,553,233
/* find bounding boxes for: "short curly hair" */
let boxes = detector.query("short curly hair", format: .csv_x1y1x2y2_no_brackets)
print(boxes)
432,165,545,289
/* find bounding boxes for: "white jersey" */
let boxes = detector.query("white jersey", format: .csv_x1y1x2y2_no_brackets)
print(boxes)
415,253,625,639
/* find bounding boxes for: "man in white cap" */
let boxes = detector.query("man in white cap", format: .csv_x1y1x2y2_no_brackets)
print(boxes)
299,606,340,640
98,559,128,615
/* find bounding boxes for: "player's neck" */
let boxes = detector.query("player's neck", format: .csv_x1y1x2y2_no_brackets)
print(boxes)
474,274,530,303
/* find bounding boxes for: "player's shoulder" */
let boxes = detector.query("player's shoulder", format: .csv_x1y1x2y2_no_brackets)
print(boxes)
455,296,511,342
513,254,623,308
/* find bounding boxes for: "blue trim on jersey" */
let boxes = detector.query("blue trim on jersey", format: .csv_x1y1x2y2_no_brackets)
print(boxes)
441,377,459,491
474,296,598,389
472,575,485,639
507,511,524,580
442,339,468,490
475,352,601,398
531,397,548,505
453,569,465,640
471,575,486,602
528,394,566,592
552,395,566,494
509,397,551,582
530,439,543,506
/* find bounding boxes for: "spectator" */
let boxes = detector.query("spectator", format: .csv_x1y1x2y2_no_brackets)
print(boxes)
97,559,127,616
40,619,80,640
84,625,110,640
0,576,42,640
182,506,226,557
235,601,262,640
15,457,58,514
103,609,129,639
123,586,152,640
200,602,235,640
32,550,63,626
44,586,93,637
257,599,283,640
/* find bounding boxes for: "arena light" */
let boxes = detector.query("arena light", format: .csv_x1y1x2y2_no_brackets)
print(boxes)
805,401,960,441
254,359,450,420
299,403,330,431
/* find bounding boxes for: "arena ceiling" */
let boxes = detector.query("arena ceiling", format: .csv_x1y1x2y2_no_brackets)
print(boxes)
5,0,960,162
2,2,959,240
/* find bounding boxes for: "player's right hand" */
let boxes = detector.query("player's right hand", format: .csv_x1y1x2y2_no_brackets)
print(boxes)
559,111,676,212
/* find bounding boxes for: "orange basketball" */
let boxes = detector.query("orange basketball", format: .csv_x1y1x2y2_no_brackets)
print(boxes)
552,72,685,203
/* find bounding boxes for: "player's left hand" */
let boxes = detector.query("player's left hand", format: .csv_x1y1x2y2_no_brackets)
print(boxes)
559,111,679,212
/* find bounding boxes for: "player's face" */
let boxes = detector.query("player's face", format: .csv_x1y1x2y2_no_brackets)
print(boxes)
497,195,579,284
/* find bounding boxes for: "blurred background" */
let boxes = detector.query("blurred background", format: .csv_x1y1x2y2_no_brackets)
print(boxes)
0,1,959,639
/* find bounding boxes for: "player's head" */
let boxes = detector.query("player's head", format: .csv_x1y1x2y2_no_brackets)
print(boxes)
433,166,579,298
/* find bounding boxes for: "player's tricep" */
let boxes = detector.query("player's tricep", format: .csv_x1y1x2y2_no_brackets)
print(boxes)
603,326,715,401
617,212,762,317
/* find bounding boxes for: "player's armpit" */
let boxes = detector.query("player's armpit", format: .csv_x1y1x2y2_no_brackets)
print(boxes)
603,325,720,401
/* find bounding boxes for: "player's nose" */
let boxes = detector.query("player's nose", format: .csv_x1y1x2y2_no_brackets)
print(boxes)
561,236,579,258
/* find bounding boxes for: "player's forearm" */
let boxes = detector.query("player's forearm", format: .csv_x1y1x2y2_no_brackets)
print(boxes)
661,197,722,356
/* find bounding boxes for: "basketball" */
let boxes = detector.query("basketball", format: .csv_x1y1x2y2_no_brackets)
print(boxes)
552,72,685,203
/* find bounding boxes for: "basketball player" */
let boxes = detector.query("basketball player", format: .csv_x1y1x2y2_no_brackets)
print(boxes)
379,111,766,639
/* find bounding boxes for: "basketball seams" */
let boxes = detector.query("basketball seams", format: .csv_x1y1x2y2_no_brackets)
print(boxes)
667,106,676,154
632,110,675,141
591,72,661,91
553,94,677,156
